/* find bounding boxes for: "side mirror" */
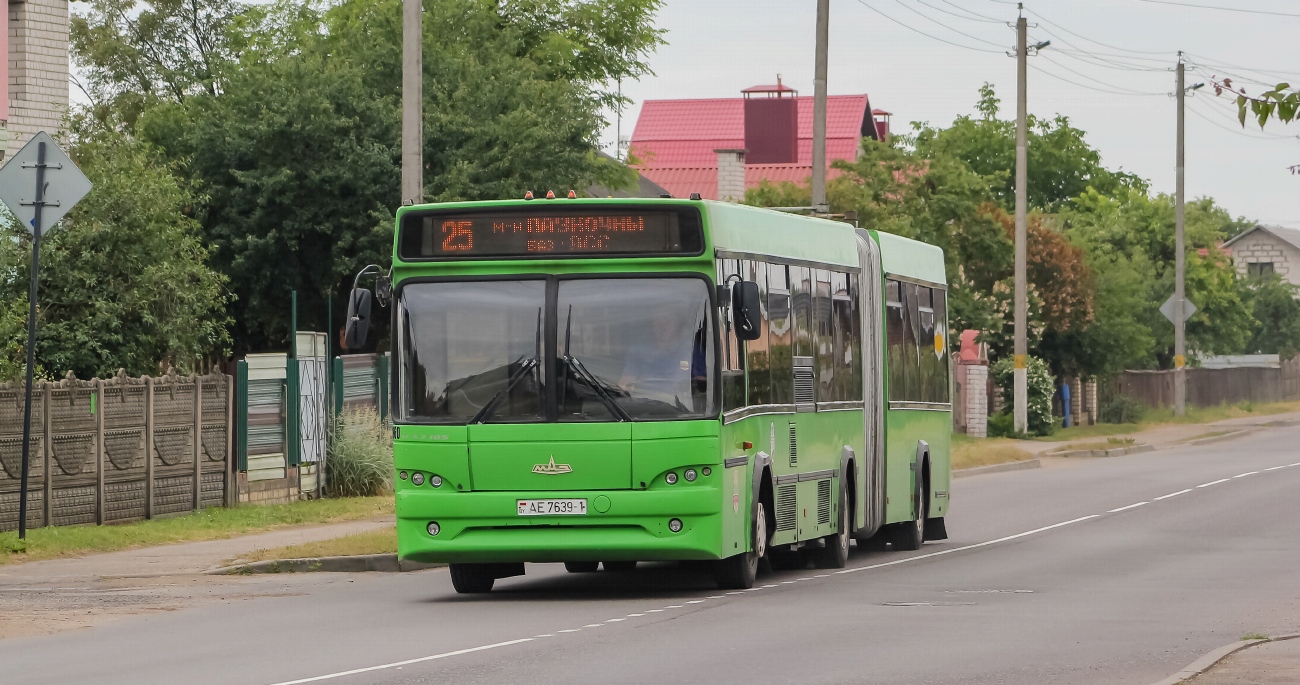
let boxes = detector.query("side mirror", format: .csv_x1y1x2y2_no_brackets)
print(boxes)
344,288,374,350
731,280,762,341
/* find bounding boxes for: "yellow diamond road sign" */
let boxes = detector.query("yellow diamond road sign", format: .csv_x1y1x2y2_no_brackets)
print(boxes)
0,131,93,236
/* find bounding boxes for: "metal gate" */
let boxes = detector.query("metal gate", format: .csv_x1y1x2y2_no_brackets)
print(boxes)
296,333,328,494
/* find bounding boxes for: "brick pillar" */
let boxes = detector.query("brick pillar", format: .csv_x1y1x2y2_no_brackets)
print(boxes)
1070,376,1083,427
7,0,68,159
715,148,746,202
965,363,989,438
1086,378,1098,425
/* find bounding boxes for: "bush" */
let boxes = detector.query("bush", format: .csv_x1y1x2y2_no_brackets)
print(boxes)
328,408,393,497
991,355,1058,436
1099,394,1146,424
986,410,1023,439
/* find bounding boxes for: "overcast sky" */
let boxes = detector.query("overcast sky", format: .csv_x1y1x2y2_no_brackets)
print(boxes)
600,0,1300,227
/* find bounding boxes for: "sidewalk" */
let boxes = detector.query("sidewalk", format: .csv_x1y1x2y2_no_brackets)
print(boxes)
1187,637,1300,684
0,517,393,586
1015,410,1300,457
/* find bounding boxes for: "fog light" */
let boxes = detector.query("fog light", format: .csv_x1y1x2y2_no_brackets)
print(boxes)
668,518,683,533
430,475,443,488
411,472,425,486
665,472,678,485
684,468,697,482
399,471,408,480
427,521,440,536
702,467,711,477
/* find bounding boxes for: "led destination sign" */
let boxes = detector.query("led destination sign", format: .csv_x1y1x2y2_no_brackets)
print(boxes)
399,207,703,259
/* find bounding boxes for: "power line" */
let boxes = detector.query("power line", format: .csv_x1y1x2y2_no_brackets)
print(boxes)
1028,62,1166,97
1131,0,1300,18
1038,53,1171,95
937,0,1004,22
891,0,1009,47
907,0,1004,24
1186,100,1299,140
850,0,1005,53
1025,7,1172,56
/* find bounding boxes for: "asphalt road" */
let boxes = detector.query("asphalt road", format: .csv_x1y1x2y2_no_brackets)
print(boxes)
4,426,1299,685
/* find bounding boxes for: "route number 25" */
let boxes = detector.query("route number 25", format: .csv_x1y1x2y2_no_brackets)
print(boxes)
442,221,474,251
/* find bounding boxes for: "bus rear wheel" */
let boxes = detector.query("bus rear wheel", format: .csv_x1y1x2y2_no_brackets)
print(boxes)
716,501,766,589
564,561,599,573
449,563,496,593
892,475,927,552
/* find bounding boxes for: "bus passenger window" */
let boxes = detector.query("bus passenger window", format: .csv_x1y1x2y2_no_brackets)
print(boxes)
746,260,772,406
901,282,922,401
791,266,813,359
830,272,857,402
813,269,834,402
917,286,937,403
718,259,745,411
768,263,793,406
885,279,906,402
932,288,951,403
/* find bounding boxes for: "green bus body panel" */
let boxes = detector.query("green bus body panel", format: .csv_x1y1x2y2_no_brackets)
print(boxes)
388,198,951,566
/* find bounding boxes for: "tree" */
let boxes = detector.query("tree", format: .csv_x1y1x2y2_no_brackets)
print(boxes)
0,120,230,380
912,83,1144,211
1243,274,1300,359
1211,77,1300,129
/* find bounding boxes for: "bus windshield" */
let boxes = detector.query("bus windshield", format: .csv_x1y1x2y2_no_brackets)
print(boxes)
399,277,716,423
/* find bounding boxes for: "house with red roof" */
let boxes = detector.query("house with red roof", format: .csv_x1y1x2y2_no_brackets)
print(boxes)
628,79,889,200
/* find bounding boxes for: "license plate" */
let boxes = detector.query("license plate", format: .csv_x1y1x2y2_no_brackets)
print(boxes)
517,499,587,516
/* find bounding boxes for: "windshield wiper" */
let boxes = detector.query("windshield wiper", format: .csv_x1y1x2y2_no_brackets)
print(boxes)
470,357,539,424
562,355,631,422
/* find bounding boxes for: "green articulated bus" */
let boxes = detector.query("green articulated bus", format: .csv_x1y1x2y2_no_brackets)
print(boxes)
349,197,952,594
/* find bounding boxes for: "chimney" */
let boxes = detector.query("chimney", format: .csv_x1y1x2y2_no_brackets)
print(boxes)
872,109,892,144
742,76,798,164
715,148,746,202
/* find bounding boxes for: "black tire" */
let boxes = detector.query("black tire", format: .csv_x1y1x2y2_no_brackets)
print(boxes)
814,483,850,569
449,563,496,593
564,561,599,573
602,561,637,572
716,501,767,589
891,471,927,552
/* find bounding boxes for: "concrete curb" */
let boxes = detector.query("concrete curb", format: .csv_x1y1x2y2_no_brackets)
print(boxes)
1147,633,1300,685
1186,430,1248,446
207,554,443,575
953,459,1040,478
1048,444,1154,459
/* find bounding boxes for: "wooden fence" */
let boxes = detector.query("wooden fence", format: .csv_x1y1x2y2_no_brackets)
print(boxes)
0,369,233,532
1112,356,1300,409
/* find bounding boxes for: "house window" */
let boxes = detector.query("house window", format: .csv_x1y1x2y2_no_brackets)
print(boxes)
1247,262,1275,278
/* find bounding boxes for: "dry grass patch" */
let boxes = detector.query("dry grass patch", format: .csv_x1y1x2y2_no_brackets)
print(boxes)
232,528,397,565
951,435,1036,470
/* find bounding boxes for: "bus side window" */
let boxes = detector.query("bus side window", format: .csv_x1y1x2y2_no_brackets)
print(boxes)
917,286,937,403
791,266,813,360
901,282,921,401
885,280,904,401
718,259,745,411
932,288,951,403
813,269,834,403
746,260,772,406
768,263,793,406
830,272,857,402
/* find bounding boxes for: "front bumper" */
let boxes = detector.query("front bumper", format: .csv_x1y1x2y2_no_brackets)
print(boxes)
396,486,723,564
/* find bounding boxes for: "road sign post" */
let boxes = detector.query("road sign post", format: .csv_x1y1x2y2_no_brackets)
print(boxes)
0,131,93,539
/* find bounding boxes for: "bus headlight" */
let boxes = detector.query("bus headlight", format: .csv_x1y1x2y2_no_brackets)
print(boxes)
665,472,678,485
427,522,441,536
684,469,697,482
668,518,683,533
430,475,443,488
411,472,425,486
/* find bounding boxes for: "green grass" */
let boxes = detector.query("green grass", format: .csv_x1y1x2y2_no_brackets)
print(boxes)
1241,632,1271,641
1049,437,1135,453
0,496,393,566
230,528,397,565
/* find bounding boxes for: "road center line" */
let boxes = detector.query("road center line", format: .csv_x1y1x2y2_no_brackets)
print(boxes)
1197,478,1230,488
1154,489,1192,500
1108,501,1148,513
1234,471,1258,478
1265,465,1288,471
263,639,536,685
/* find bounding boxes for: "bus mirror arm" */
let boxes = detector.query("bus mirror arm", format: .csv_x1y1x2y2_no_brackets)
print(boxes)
344,264,388,351
731,280,762,342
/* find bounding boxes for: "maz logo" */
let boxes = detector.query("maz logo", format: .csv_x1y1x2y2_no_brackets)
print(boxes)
532,456,573,475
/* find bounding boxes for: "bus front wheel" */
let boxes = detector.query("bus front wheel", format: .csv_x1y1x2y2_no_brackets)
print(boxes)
892,473,927,552
814,484,850,569
449,563,496,593
716,501,766,589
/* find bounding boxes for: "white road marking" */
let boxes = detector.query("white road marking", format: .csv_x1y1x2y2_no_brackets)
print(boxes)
262,461,1299,685
263,639,536,685
646,609,664,613
625,614,644,617
1197,479,1230,488
605,618,625,622
706,595,723,599
1234,471,1258,478
725,591,744,595
533,634,554,638
781,581,796,584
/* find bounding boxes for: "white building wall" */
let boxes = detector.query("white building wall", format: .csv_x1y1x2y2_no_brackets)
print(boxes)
7,0,68,160
1230,235,1300,289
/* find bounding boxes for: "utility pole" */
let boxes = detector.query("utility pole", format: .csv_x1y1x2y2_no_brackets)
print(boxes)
1013,12,1029,435
811,0,830,214
401,0,423,205
1174,55,1187,416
